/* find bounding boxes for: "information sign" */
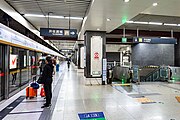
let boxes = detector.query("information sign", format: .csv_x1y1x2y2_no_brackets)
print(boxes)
40,28,77,37
78,112,105,120
133,37,177,44
122,37,127,43
102,59,107,82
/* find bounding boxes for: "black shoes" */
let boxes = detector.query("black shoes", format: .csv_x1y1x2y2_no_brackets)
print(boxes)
43,103,51,106
41,105,50,108
131,81,136,83
41,103,51,108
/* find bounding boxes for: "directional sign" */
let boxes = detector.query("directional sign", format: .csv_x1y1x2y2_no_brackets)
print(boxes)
133,37,177,44
78,112,105,120
122,37,127,43
40,28,77,37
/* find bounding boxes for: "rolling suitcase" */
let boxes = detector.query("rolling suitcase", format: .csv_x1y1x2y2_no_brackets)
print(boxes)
26,86,37,99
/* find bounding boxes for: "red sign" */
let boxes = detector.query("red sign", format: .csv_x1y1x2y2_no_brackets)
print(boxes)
10,54,18,69
0,73,5,77
12,58,16,65
94,52,99,59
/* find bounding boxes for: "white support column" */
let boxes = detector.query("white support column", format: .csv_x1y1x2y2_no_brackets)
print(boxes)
137,28,139,37
123,27,126,38
171,30,174,38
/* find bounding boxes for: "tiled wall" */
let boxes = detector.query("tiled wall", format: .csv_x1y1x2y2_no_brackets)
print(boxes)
132,43,174,66
175,39,180,66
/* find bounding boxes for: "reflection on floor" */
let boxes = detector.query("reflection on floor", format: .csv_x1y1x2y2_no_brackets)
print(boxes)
1,63,180,120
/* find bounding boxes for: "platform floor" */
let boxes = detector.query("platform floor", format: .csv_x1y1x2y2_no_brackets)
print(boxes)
1,62,180,120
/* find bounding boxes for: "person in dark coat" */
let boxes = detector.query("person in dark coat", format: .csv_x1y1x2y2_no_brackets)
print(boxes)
41,56,54,108
67,59,70,70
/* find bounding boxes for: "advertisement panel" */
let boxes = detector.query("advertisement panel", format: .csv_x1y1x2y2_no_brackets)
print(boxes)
24,55,26,67
10,54,18,69
80,47,84,68
102,59,107,82
91,36,102,77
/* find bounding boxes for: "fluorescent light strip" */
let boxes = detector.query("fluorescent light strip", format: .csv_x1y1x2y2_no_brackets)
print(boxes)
126,21,180,26
24,14,83,20
164,23,178,26
126,21,134,23
64,17,83,20
148,22,162,25
134,21,148,24
48,15,64,19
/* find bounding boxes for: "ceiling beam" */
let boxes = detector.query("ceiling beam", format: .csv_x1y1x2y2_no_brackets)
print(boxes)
109,29,180,38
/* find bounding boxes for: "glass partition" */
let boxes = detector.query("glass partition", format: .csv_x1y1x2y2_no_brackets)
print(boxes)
9,47,20,92
19,50,29,86
0,44,5,100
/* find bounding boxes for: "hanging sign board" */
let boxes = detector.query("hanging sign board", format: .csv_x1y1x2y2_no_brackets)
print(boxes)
133,37,177,44
40,28,77,37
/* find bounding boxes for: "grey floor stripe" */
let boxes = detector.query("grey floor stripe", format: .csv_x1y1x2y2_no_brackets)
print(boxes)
21,100,45,103
9,111,43,115
161,84,180,91
128,93,161,98
38,72,65,120
0,96,25,119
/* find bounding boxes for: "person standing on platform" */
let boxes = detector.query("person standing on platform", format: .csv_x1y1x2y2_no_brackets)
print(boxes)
168,66,172,80
52,58,56,75
56,59,60,72
67,59,70,70
41,56,54,108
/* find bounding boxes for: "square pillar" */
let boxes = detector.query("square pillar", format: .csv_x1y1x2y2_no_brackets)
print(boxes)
84,31,106,84
78,44,84,69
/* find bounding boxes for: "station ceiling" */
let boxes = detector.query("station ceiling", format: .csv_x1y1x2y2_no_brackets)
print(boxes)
5,0,91,50
120,14,180,32
3,0,180,50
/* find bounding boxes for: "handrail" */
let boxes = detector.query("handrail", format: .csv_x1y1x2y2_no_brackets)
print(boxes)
140,67,160,81
145,68,160,78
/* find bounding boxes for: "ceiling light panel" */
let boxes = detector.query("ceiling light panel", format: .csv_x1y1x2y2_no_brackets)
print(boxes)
24,14,83,20
153,3,158,6
123,0,130,3
107,18,111,21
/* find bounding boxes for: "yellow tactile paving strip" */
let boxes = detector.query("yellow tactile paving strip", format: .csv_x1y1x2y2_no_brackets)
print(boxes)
112,83,131,86
136,97,155,104
175,96,180,103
